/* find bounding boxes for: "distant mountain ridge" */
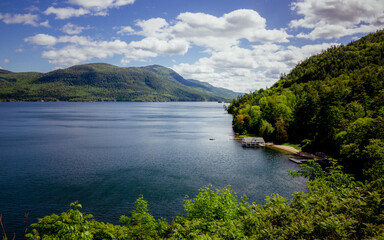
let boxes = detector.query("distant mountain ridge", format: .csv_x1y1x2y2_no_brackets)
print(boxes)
0,63,241,102
143,65,239,100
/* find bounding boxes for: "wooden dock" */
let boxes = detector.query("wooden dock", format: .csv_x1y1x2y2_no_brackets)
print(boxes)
289,158,309,164
288,152,330,164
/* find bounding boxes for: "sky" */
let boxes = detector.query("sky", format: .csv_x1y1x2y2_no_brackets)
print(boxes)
0,0,384,92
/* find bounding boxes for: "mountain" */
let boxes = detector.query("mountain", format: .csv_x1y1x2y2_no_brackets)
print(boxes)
0,69,13,74
0,63,240,102
143,65,240,100
228,29,384,177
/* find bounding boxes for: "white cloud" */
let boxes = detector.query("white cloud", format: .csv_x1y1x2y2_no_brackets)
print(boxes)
31,9,288,69
40,20,51,28
44,7,90,19
290,0,384,39
135,18,170,39
116,26,135,35
68,0,135,10
171,9,291,49
61,23,90,34
25,34,58,46
43,0,135,19
41,39,129,66
26,6,40,12
131,10,291,51
26,34,103,47
172,43,338,92
24,32,190,66
120,49,158,65
0,13,48,27
25,33,129,66
129,37,189,55
3,59,10,64
58,35,96,45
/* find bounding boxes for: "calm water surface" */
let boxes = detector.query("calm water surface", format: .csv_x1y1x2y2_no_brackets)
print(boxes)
0,102,306,236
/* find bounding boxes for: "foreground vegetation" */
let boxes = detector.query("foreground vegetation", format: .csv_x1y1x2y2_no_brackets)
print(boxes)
22,160,383,239
0,64,239,102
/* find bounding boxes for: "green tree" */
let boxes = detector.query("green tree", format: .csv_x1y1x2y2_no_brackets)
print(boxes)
363,139,384,181
275,117,288,143
26,201,94,240
339,117,378,162
259,119,274,140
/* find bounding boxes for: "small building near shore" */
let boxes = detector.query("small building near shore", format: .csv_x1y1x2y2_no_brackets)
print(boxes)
242,137,265,147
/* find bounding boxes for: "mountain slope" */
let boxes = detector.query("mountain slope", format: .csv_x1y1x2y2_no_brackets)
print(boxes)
0,63,240,102
228,29,384,176
143,65,242,100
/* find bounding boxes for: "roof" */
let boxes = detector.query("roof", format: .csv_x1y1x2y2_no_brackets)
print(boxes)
242,137,265,143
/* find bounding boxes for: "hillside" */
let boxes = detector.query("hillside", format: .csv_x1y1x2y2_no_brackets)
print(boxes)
228,29,384,177
0,63,240,102
143,65,239,100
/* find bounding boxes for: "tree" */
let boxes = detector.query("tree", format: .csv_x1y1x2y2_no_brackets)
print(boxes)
275,117,288,143
363,139,384,180
260,119,274,140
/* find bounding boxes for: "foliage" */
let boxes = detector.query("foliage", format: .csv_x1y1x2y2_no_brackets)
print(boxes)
26,201,95,240
0,63,240,102
183,184,239,221
227,30,384,176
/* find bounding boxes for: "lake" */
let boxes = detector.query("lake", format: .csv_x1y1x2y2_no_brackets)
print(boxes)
0,102,306,236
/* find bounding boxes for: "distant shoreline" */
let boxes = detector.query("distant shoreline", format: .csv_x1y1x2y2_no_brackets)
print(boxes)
0,100,230,103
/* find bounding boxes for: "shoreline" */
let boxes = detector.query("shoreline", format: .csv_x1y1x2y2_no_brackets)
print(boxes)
232,136,300,155
266,144,300,154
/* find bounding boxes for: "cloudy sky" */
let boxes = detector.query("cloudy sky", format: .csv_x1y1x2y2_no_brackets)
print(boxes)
0,0,383,92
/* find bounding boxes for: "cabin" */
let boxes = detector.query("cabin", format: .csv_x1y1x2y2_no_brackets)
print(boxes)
242,137,265,147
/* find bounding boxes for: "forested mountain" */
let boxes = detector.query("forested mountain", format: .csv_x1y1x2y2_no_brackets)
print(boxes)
228,30,384,176
143,65,239,100
0,63,240,102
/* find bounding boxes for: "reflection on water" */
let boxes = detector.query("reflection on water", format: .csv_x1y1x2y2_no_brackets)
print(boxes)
0,102,306,235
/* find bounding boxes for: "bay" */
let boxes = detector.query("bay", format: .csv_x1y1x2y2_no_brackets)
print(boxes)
0,102,306,236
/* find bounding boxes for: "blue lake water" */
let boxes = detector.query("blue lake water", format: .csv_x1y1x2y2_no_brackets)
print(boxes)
0,102,306,236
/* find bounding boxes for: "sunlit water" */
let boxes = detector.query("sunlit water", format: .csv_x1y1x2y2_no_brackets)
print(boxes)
0,102,306,236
